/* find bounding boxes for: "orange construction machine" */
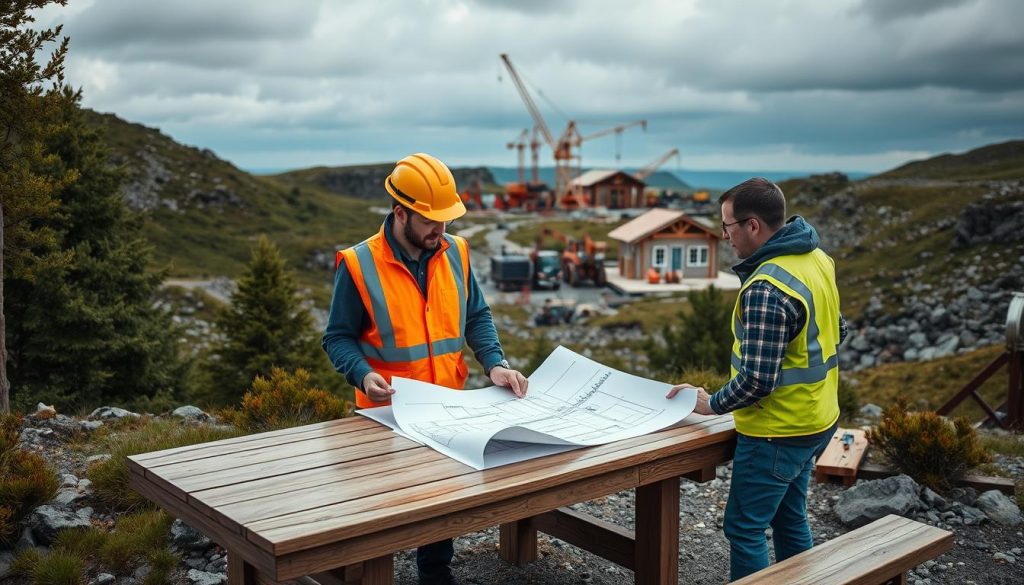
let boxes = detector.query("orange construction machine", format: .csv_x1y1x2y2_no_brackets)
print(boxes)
540,227,607,287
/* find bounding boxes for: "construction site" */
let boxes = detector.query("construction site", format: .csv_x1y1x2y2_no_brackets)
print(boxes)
473,54,726,310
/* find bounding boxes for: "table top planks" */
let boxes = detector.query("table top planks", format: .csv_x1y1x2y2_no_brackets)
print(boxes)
129,412,735,564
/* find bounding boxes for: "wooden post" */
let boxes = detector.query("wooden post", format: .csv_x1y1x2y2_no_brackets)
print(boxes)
359,555,394,585
1008,349,1022,428
227,553,256,585
499,519,537,565
635,476,679,585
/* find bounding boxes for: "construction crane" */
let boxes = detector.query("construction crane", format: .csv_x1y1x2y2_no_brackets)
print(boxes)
499,53,646,209
506,128,529,185
635,148,680,180
577,120,648,162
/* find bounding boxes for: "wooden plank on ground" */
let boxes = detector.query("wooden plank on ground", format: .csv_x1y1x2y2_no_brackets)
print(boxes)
814,428,868,486
857,462,1016,495
731,514,952,585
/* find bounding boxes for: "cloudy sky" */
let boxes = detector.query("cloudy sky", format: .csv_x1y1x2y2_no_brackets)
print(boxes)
35,0,1024,173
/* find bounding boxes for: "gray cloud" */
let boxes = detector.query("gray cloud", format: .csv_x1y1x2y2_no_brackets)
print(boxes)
855,0,975,22
47,0,1024,173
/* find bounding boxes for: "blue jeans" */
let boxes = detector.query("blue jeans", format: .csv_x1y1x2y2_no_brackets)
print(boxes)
723,425,835,581
417,538,454,578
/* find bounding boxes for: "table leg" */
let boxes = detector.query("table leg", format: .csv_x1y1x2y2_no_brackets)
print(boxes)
635,476,680,585
359,554,394,585
499,518,538,565
227,552,256,585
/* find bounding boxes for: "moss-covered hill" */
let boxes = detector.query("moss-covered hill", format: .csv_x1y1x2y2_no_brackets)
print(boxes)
83,110,381,294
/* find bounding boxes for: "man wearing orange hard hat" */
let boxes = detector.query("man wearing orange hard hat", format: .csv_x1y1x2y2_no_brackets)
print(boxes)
323,153,528,585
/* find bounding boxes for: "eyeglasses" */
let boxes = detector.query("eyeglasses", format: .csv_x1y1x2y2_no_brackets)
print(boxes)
721,217,753,234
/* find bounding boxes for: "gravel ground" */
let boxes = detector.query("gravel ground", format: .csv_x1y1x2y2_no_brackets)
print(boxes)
9,415,1023,585
387,461,1024,585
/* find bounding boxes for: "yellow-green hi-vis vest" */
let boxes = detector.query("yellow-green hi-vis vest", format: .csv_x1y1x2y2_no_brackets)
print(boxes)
730,248,842,437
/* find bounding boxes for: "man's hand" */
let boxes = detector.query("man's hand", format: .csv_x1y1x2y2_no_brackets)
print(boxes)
489,366,528,398
666,383,717,415
361,372,396,403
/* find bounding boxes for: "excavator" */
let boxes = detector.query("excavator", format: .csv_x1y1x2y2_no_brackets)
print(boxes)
460,180,485,211
540,227,607,287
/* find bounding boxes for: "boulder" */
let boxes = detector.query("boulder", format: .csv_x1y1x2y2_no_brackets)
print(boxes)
173,405,214,423
835,475,920,528
29,505,93,544
171,518,213,551
88,406,140,420
976,490,1023,526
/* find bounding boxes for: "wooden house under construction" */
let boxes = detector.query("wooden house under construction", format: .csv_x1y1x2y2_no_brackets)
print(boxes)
608,208,722,280
569,170,646,209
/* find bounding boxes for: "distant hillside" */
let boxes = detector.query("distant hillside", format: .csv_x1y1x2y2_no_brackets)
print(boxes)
273,164,499,199
782,158,1024,317
84,110,379,291
878,140,1024,181
487,166,869,191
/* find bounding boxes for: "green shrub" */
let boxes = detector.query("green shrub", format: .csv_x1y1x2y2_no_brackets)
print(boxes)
221,367,351,432
0,413,60,546
87,418,242,511
99,510,173,573
29,551,86,585
144,548,180,585
868,398,991,490
9,547,42,577
52,526,108,559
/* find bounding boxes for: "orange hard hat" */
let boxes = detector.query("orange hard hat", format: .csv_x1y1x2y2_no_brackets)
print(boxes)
384,153,467,223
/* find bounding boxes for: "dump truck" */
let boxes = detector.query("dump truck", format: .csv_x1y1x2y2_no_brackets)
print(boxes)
490,255,533,291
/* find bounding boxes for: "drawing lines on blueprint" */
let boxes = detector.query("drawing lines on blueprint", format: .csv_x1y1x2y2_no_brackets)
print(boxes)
404,360,667,445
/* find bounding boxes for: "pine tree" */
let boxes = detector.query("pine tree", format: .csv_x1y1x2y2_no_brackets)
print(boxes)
646,286,734,377
1,1,73,412
196,236,322,406
5,89,186,410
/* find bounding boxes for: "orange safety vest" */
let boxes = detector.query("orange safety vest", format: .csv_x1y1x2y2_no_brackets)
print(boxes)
337,225,470,408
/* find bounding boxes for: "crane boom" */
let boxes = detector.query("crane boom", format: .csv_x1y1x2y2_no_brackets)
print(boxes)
578,119,647,143
500,54,556,149
635,148,680,180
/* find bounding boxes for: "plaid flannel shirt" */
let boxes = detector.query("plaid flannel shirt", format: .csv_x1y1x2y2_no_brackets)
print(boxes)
709,280,848,415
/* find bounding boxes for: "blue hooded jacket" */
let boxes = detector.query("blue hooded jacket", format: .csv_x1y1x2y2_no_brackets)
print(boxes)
732,215,820,284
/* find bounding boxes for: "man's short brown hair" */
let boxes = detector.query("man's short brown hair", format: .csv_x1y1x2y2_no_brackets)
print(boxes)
718,177,786,230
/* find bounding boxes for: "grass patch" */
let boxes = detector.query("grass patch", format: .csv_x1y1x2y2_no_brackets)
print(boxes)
847,344,1007,422
52,527,108,561
981,433,1024,457
10,548,86,585
99,510,174,573
87,417,243,511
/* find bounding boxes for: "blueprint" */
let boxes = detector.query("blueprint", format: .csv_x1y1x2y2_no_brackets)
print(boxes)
360,345,698,469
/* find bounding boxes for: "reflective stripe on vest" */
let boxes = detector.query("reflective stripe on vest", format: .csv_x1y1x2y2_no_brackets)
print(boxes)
730,249,841,437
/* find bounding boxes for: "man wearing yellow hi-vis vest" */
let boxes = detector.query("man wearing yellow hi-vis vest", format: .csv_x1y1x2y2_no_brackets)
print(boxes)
322,153,528,585
667,177,848,581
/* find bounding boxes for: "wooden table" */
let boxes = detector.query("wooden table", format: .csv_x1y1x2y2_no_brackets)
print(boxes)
128,413,735,584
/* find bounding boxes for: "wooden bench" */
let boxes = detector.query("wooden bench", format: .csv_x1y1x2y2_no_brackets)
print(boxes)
814,428,868,486
733,514,953,585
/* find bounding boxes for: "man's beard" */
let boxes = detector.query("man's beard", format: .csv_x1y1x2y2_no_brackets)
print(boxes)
403,219,442,251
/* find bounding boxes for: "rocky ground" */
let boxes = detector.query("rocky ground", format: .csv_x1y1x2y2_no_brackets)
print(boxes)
3,408,1023,585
